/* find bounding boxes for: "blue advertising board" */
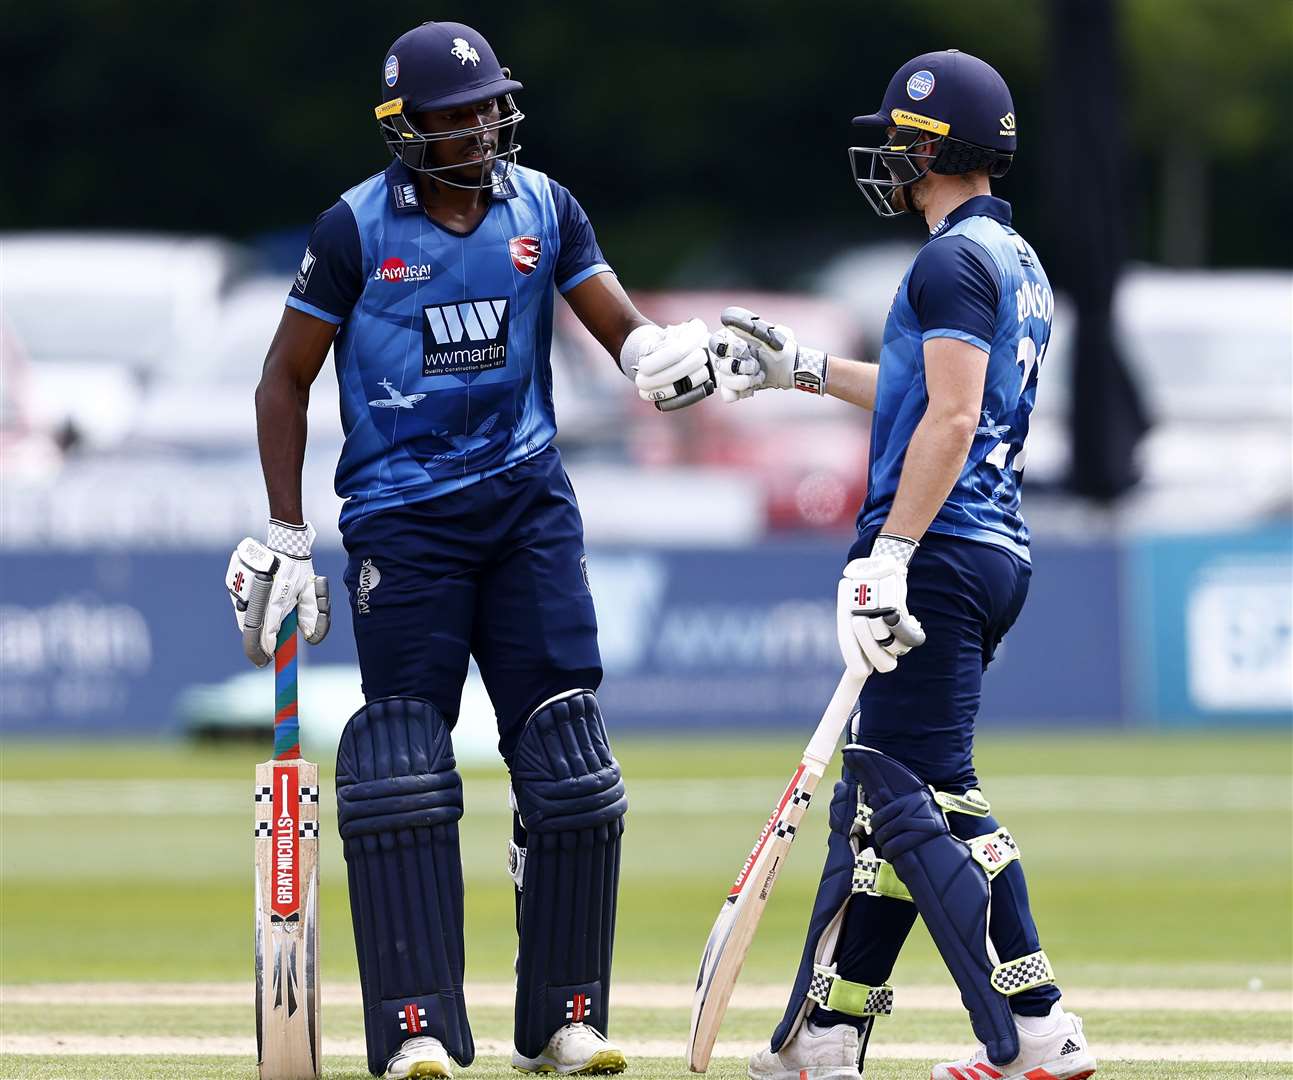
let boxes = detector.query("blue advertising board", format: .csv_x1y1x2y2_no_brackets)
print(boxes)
0,539,1123,736
1127,524,1293,725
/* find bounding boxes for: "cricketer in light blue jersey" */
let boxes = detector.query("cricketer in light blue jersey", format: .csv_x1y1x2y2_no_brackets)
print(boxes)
709,48,1094,1080
860,193,1053,561
286,159,610,532
225,19,718,1080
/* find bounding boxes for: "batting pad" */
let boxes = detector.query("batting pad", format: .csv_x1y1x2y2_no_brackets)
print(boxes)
769,770,913,1056
847,743,1026,1067
510,690,627,1058
336,696,471,1074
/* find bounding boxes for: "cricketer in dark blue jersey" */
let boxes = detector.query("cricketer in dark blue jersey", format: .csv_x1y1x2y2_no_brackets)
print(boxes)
225,19,718,1080
709,48,1093,1080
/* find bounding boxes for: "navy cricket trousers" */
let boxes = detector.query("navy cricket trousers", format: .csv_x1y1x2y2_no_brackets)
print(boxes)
848,525,1032,789
341,446,602,766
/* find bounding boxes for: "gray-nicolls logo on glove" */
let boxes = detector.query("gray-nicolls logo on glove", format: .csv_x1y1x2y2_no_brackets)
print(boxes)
836,537,924,677
225,520,331,666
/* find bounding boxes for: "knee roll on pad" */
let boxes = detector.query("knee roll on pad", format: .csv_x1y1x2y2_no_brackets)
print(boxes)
769,770,910,1055
511,690,626,1057
845,744,1057,1066
336,696,471,1073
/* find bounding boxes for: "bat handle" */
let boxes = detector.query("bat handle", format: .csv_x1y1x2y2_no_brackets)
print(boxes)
803,666,868,768
273,608,300,760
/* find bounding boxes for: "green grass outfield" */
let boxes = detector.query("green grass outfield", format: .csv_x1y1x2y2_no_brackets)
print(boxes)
2,731,1290,1077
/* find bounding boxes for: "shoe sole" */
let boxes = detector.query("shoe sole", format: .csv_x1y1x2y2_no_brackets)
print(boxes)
932,1060,1095,1080
749,1069,861,1080
387,1064,451,1079
513,1049,628,1075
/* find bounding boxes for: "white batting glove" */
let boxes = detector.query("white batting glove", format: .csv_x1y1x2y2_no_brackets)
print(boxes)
619,319,716,411
836,545,924,676
715,306,829,396
225,520,331,667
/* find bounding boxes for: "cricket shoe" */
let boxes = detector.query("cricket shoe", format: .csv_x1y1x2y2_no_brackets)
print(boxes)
748,1020,862,1080
512,1023,627,1074
384,1035,453,1079
930,1004,1096,1080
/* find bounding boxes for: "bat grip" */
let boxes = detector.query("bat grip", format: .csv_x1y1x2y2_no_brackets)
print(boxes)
273,608,300,759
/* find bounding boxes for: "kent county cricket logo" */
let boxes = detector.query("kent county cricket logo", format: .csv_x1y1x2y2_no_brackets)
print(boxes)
509,235,541,275
451,38,480,66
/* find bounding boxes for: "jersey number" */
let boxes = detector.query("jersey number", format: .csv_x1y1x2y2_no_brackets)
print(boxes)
985,337,1043,472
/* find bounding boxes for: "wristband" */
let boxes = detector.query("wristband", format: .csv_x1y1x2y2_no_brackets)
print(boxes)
267,519,316,560
873,533,918,566
793,347,829,395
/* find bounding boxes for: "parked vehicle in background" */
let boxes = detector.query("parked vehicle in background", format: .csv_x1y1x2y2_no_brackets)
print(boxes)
557,291,871,531
1038,268,1293,523
1,232,253,454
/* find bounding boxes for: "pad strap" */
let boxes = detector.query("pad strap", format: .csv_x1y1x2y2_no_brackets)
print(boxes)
990,950,1055,996
969,828,1019,880
934,788,992,817
807,966,894,1017
852,851,912,902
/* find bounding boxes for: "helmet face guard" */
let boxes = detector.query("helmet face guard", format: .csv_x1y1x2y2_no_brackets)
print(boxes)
376,91,524,191
849,124,1013,219
848,128,941,218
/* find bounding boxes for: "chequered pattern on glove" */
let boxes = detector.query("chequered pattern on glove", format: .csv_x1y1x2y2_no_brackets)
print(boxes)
990,949,1055,996
872,533,918,566
267,519,315,560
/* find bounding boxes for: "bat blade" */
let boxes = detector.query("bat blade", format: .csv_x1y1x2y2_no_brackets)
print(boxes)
686,764,823,1072
254,758,321,1080
686,669,867,1073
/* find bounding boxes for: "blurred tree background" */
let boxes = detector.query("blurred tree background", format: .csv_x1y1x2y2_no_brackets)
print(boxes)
3,0,1290,286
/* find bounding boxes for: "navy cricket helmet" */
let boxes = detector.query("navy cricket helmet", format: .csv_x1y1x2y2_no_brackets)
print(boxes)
848,50,1016,217
375,21,524,189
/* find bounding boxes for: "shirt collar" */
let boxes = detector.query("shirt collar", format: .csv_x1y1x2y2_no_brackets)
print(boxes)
928,194,1012,238
384,158,518,215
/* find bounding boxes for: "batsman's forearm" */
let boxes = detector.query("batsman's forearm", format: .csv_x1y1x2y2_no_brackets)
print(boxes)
255,373,309,525
824,355,879,410
881,409,977,541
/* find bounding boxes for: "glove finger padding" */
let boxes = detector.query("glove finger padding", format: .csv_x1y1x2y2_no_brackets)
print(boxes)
632,318,711,389
709,329,766,402
227,538,279,667
298,575,331,645
720,306,788,351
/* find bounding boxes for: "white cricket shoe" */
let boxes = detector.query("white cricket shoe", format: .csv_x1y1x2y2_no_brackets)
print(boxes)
384,1035,453,1079
930,1005,1096,1080
512,1022,628,1074
748,1021,862,1080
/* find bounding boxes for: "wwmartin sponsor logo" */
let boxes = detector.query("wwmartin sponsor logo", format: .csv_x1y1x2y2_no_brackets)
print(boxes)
294,248,316,294
422,298,510,376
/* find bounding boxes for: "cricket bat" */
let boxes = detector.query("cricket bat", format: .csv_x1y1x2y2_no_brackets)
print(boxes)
253,606,322,1079
685,666,870,1072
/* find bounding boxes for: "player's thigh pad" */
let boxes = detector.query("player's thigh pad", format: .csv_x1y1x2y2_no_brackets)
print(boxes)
770,763,911,1052
336,696,472,1073
510,690,627,1057
845,745,1054,1066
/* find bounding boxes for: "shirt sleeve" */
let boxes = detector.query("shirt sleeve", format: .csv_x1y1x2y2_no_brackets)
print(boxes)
284,200,364,325
548,178,612,294
906,235,1000,354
